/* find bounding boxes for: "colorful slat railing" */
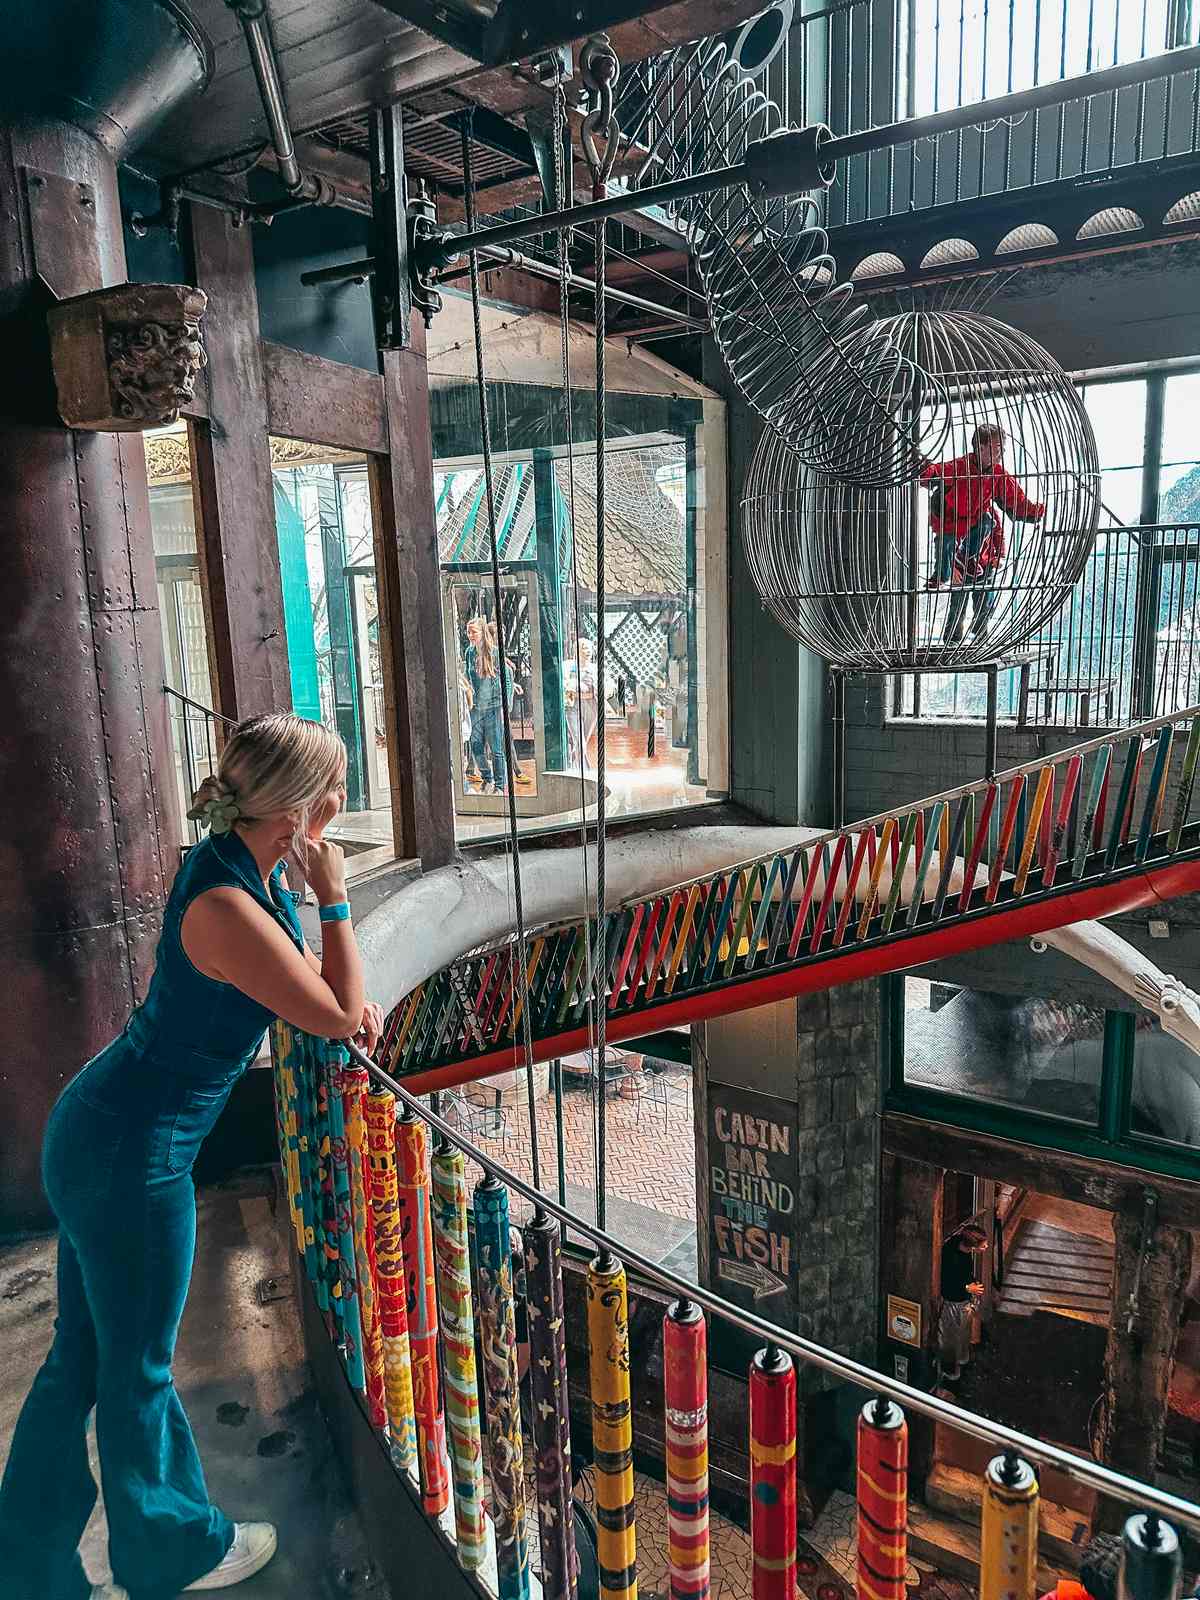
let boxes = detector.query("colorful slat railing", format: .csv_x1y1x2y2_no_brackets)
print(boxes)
270,1032,1195,1600
379,708,1200,1093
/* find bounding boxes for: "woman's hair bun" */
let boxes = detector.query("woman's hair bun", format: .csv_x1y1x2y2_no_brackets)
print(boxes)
189,774,229,812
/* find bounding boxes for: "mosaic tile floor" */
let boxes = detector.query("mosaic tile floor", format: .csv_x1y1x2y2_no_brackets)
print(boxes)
455,1065,697,1228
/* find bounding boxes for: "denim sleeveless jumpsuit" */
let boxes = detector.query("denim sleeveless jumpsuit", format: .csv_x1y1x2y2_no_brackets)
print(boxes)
0,832,305,1600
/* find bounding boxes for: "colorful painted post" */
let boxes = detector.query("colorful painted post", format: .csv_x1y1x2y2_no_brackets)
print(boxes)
342,1066,389,1430
323,1045,367,1393
663,1299,710,1600
857,1398,908,1600
430,1140,488,1570
396,1108,450,1515
524,1208,576,1600
588,1250,637,1600
365,1088,418,1474
749,1344,796,1600
980,1451,1039,1600
474,1173,531,1600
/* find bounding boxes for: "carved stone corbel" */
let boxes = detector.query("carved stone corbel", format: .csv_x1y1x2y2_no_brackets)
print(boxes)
47,281,208,431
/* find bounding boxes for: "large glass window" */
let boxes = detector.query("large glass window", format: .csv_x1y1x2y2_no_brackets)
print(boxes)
144,422,216,845
269,441,392,860
910,0,1181,115
426,299,723,842
900,977,1106,1122
1130,1018,1200,1148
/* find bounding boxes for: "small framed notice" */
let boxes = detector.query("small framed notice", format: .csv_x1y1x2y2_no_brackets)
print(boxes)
886,1294,922,1348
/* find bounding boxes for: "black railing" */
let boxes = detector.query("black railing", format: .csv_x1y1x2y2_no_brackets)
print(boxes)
895,523,1200,728
720,0,1200,233
163,686,232,845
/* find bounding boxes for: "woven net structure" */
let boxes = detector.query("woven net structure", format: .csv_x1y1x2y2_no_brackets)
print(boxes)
741,311,1101,671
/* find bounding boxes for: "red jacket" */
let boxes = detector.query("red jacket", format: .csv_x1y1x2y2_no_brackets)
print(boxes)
921,453,1045,537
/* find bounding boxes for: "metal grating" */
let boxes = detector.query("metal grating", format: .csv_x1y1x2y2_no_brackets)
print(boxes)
313,103,529,192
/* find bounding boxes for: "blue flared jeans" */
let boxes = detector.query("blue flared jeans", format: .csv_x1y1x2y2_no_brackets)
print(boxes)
0,1041,240,1600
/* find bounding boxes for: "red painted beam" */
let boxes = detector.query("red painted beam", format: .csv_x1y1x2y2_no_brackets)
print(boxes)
396,857,1200,1095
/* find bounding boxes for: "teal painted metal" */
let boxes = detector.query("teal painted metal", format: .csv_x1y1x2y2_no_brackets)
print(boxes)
271,476,323,724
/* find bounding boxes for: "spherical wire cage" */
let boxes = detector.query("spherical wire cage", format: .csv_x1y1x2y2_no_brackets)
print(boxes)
741,310,1102,671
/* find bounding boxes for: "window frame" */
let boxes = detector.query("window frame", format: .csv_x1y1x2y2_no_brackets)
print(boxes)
881,974,1200,1181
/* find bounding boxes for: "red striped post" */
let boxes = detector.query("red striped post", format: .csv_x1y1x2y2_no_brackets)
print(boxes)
857,1398,908,1600
664,1299,709,1600
749,1345,796,1600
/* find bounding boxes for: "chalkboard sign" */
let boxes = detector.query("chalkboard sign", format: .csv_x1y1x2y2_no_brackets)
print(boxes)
707,1083,799,1333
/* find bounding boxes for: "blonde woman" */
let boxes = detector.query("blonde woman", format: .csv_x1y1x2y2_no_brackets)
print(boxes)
0,714,383,1600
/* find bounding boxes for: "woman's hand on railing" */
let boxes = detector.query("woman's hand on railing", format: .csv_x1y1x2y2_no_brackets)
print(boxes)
352,1000,384,1055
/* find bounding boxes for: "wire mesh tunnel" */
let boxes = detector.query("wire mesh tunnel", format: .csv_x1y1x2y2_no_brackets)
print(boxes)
740,310,1101,671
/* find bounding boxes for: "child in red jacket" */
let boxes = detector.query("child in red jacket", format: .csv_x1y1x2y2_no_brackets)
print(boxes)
922,422,1045,595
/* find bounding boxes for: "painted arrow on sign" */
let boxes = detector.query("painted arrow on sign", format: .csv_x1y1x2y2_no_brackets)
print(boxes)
716,1256,787,1302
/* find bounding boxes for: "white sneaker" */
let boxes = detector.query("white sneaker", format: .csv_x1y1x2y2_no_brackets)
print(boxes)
91,1586,130,1600
184,1523,278,1590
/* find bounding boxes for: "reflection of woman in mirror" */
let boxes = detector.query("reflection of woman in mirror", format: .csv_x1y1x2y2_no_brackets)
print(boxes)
462,617,483,785
564,636,600,774
465,617,507,794
486,621,525,790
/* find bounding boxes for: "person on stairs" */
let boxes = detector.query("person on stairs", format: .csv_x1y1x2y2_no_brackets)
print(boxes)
0,715,384,1600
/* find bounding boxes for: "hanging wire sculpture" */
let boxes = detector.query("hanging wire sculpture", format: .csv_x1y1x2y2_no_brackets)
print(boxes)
740,310,1101,670
613,30,949,487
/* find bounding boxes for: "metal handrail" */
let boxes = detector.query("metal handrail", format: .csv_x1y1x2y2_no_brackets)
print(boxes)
163,684,236,727
346,1037,1200,1536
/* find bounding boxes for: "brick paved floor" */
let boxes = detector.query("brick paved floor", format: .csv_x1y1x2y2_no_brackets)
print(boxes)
448,1063,697,1231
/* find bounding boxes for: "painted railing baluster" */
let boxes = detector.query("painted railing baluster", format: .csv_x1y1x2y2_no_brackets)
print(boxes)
524,1213,576,1600
810,834,850,952
787,847,826,957
1107,737,1143,868
588,1251,637,1600
664,1299,709,1600
609,905,646,1013
833,829,873,947
324,1044,367,1391
958,785,996,913
1136,725,1174,860
1168,714,1200,852
626,895,665,1002
644,889,687,998
397,1108,450,1516
882,811,919,933
747,857,784,969
1043,753,1082,888
474,1175,530,1600
665,884,704,994
1075,745,1112,880
750,1345,796,1600
766,848,805,966
1014,766,1054,897
906,801,945,929
509,936,546,1036
857,1399,908,1600
725,866,764,976
932,795,971,922
701,874,742,985
858,819,895,939
987,775,1026,904
431,1141,486,1567
367,1088,418,1476
343,1066,389,1431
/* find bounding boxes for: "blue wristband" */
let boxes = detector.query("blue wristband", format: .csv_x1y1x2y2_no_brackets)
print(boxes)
318,901,351,924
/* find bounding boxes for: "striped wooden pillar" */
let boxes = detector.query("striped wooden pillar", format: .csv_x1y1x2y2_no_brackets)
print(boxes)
430,1141,487,1570
980,1451,1039,1600
342,1066,388,1430
663,1298,709,1600
524,1208,576,1600
474,1173,531,1600
396,1108,450,1515
365,1087,418,1474
749,1344,796,1600
587,1250,638,1600
323,1046,366,1393
857,1398,908,1600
